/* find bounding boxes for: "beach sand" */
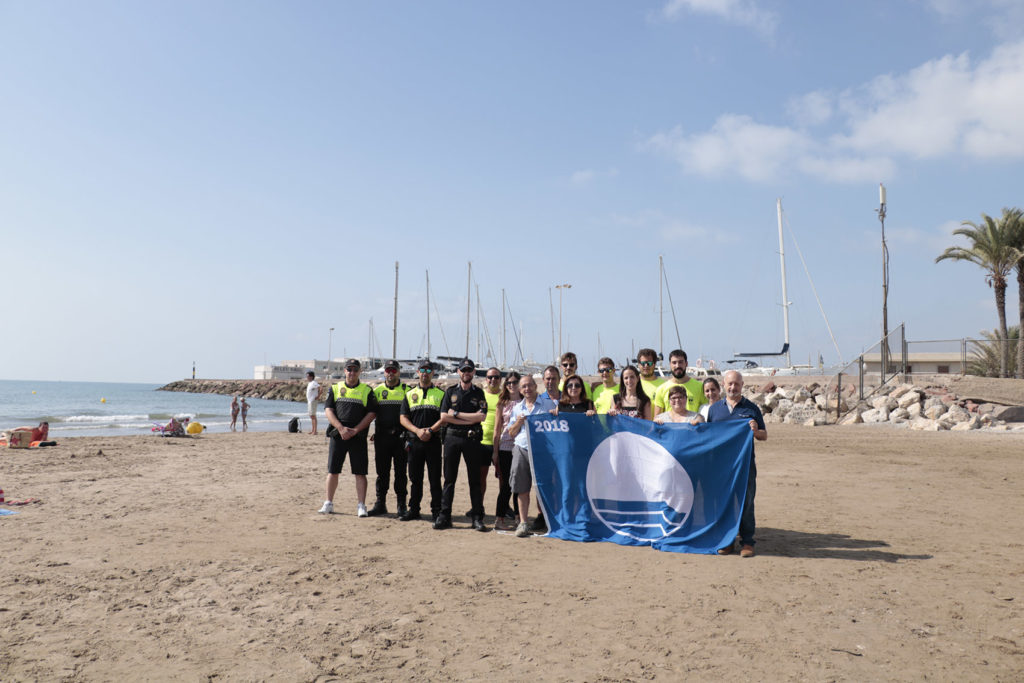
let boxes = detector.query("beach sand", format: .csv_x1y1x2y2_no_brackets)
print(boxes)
1,425,1022,680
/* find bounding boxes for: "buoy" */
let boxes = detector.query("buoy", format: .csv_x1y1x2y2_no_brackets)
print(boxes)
186,421,204,434
32,390,36,394
100,398,106,403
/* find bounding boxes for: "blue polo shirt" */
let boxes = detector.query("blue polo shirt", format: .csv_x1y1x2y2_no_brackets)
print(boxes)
706,397,765,457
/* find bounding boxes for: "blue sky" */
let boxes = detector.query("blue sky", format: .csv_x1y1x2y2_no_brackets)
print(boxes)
3,0,1023,382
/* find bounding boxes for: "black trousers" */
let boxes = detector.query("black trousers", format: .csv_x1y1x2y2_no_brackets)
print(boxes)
373,430,408,506
407,437,442,517
495,448,514,518
440,432,484,519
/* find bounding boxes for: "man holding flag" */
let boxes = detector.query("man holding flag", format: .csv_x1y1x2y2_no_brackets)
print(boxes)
706,370,767,558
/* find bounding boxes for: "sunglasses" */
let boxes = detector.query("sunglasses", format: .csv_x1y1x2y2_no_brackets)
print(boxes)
566,383,583,390
417,368,433,374
384,368,399,373
561,362,576,368
598,367,613,373
345,367,360,372
639,361,654,367
486,375,501,380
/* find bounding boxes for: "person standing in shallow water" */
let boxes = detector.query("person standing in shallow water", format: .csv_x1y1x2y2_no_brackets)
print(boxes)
230,396,240,432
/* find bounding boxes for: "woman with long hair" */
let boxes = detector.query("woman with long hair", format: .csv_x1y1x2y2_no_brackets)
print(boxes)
608,365,652,420
491,370,522,529
557,374,595,415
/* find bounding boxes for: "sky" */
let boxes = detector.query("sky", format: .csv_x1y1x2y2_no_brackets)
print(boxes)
3,0,1024,382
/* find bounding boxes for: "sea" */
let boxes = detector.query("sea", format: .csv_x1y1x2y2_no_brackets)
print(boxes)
0,380,308,438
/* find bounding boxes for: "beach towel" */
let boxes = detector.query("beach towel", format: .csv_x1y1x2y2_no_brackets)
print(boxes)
0,509,18,516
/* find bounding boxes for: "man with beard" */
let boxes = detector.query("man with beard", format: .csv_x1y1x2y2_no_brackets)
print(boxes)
652,349,707,417
398,360,445,522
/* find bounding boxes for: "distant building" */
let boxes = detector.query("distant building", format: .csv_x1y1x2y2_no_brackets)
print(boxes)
253,357,389,381
862,352,963,375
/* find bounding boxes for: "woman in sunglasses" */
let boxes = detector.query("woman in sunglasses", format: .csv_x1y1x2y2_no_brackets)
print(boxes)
557,375,595,416
491,371,522,529
608,365,652,420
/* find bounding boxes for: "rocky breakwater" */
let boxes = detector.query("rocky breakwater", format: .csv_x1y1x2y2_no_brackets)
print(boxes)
158,379,324,403
745,380,1024,432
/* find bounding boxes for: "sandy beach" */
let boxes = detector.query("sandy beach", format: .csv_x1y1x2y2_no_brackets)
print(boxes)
1,424,1022,680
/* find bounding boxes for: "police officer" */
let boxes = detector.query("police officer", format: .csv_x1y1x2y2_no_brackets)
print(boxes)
319,358,378,517
368,360,409,518
435,358,489,532
398,359,445,522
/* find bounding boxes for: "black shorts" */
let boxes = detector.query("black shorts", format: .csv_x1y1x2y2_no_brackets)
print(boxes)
327,435,369,475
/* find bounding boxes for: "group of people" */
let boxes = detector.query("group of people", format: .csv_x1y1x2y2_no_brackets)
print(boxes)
312,348,766,556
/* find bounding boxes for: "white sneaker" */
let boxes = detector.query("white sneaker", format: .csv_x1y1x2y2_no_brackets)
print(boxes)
357,503,368,518
318,501,334,514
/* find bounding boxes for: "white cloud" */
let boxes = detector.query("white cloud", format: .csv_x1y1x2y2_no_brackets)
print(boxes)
645,40,1024,183
922,0,1024,40
569,167,619,187
661,0,778,40
613,210,736,244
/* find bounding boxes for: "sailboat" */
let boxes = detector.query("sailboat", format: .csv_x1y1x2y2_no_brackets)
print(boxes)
733,199,841,377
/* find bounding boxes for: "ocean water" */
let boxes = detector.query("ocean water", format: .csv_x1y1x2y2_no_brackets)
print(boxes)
0,380,309,438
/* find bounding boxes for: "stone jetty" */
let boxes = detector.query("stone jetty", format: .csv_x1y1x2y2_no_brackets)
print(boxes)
158,379,322,403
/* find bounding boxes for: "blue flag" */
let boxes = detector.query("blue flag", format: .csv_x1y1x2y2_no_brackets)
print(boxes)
527,413,752,554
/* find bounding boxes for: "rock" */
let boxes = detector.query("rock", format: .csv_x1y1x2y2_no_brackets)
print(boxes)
774,398,794,418
784,405,820,424
793,387,812,402
923,396,944,411
976,403,996,416
871,396,898,411
907,402,923,419
896,390,922,409
760,381,776,394
888,383,914,400
910,417,947,431
944,405,971,424
762,412,782,424
861,407,890,424
951,416,980,431
889,407,910,422
924,403,948,420
838,410,863,425
992,405,1024,423
763,393,780,411
776,388,794,400
803,414,828,426
806,382,821,394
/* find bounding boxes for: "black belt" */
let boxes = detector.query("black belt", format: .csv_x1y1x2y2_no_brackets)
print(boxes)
446,427,472,437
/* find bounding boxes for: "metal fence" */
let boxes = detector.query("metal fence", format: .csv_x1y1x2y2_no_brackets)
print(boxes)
821,323,906,422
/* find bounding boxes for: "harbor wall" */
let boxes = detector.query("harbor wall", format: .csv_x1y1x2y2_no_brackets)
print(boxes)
158,379,320,402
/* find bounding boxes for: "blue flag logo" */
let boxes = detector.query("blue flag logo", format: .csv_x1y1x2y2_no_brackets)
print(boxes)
527,413,752,554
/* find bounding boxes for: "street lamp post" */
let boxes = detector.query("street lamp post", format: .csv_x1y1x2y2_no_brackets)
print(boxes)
327,327,335,381
555,283,572,360
877,183,889,374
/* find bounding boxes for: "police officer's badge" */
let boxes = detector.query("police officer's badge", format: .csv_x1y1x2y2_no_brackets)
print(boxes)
382,389,388,399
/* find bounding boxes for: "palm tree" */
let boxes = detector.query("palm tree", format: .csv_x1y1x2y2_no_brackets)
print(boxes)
936,211,1018,377
968,326,1020,377
1002,208,1024,379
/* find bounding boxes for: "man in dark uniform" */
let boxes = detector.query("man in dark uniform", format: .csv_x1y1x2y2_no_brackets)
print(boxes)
398,359,445,522
435,358,489,532
319,358,379,517
368,360,409,518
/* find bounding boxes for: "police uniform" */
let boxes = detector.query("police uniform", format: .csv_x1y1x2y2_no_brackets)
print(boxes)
325,379,379,475
438,370,488,527
400,382,445,520
370,378,410,515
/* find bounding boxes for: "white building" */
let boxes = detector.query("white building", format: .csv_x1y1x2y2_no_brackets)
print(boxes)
862,352,963,375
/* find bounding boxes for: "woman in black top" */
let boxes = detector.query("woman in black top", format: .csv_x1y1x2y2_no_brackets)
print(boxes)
610,365,652,420
558,375,595,415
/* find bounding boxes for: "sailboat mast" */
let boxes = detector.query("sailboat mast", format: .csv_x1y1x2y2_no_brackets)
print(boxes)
475,284,481,363
777,198,792,368
501,289,506,368
392,261,399,358
659,254,664,358
426,270,431,360
465,262,471,358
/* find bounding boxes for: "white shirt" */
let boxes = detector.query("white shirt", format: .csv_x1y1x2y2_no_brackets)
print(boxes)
306,380,320,402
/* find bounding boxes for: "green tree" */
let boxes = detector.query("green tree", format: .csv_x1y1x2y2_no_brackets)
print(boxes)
1002,208,1024,379
968,326,1020,377
936,210,1019,378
